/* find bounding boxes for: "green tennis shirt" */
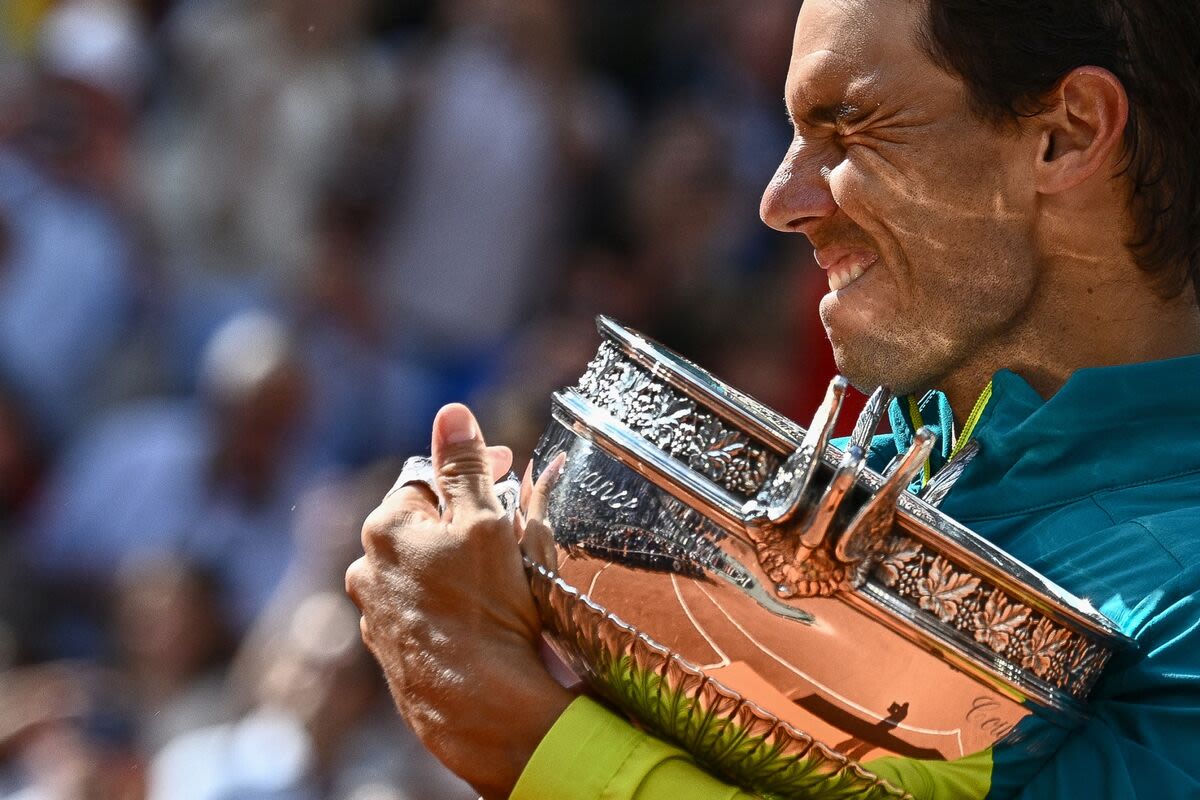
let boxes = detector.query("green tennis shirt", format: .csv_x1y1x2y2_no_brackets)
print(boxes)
513,354,1200,799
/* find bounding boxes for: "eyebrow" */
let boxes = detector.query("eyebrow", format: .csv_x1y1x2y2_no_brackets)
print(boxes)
788,100,868,129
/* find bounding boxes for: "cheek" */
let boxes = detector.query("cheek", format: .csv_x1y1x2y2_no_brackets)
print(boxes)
827,147,925,235
826,155,860,208
827,151,922,283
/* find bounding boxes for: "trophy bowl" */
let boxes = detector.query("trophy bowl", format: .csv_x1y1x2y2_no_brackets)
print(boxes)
525,317,1130,799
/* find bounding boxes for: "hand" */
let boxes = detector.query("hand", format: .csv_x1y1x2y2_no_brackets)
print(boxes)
346,404,574,799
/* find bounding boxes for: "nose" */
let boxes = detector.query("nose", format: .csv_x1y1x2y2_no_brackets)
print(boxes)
760,138,838,234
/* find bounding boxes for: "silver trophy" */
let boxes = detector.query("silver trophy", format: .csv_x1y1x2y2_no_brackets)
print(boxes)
524,317,1130,799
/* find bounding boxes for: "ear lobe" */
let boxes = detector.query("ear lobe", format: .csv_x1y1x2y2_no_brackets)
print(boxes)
1034,66,1129,196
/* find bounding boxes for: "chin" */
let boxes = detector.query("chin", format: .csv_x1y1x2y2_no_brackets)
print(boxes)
829,337,930,398
828,341,885,394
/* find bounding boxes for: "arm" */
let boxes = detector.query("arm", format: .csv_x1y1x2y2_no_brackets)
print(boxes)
513,695,995,800
512,695,755,800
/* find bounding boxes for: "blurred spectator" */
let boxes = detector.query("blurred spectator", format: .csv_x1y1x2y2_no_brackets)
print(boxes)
24,311,325,653
621,101,741,323
138,0,400,290
0,1,847,795
111,557,234,755
0,0,146,440
375,0,626,391
295,182,444,464
149,592,475,800
0,147,136,439
24,0,147,196
0,662,145,800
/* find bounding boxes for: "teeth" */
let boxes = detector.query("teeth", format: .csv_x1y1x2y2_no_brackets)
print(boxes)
827,262,870,292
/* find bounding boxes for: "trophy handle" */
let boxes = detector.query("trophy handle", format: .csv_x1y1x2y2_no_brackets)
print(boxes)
836,427,936,566
743,381,939,599
743,376,848,527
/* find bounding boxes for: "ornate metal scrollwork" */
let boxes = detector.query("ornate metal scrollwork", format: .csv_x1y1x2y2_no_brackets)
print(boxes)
743,382,929,599
575,342,778,496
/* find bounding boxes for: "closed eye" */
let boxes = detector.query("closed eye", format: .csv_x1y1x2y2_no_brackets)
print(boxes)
786,99,873,135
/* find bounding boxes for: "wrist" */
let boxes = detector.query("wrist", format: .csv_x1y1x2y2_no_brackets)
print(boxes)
448,659,576,799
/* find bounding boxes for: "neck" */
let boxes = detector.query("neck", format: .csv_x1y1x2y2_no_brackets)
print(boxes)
938,267,1200,424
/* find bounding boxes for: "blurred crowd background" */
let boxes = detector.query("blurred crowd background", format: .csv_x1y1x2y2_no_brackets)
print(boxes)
0,0,848,797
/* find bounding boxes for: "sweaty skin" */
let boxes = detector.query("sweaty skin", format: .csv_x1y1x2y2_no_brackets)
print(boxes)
348,0,1200,796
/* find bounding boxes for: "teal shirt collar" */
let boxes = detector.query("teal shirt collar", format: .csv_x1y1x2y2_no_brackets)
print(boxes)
886,354,1200,521
888,390,956,479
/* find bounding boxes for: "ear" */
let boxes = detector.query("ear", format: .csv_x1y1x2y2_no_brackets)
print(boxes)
1034,67,1129,196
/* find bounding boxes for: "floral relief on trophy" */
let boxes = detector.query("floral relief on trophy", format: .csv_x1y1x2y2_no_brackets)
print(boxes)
576,342,778,498
873,535,1112,698
916,557,983,623
875,536,923,593
1020,618,1076,682
971,590,1032,653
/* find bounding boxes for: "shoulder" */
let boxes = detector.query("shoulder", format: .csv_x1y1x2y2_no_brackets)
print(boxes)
1089,517,1200,641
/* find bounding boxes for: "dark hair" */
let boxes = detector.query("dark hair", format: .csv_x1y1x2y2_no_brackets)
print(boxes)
921,1,1200,305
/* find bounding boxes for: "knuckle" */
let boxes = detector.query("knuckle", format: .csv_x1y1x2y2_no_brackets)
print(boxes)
436,445,490,480
360,507,425,555
344,559,368,604
361,506,393,543
453,508,510,537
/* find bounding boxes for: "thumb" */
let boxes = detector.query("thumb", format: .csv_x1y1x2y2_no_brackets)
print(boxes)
431,403,503,519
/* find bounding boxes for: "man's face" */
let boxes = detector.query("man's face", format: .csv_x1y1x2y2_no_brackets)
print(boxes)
761,0,1043,395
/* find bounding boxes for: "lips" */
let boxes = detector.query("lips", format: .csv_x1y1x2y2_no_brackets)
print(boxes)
814,248,879,292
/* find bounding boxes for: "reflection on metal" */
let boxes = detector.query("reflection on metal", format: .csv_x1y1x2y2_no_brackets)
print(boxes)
837,428,936,581
744,376,847,527
921,438,982,509
851,386,892,449
526,317,1132,799
527,558,910,799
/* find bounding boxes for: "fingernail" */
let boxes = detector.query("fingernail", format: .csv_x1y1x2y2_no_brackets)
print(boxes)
440,404,478,444
539,453,567,484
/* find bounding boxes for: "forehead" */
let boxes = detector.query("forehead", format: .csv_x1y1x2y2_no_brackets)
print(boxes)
788,0,928,96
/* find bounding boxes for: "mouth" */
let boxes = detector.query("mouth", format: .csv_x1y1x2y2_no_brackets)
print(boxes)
814,248,880,293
